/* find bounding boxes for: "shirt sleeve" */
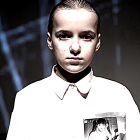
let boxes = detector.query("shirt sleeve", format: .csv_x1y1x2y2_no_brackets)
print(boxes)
6,92,25,140
124,87,140,139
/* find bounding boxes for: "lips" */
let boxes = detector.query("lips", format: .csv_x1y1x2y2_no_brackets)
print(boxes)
67,57,83,64
67,57,83,60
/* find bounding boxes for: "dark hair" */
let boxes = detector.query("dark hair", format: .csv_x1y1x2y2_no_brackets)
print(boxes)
89,118,107,135
96,118,106,125
93,118,106,131
48,0,100,35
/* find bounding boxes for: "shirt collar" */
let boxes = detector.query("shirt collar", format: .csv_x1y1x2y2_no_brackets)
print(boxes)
49,65,93,100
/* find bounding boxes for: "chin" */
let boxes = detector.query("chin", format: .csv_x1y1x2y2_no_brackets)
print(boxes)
66,67,85,74
68,70,81,74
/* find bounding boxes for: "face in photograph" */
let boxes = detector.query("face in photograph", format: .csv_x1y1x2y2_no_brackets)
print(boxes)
97,123,106,132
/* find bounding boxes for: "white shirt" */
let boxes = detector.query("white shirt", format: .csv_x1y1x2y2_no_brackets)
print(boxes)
89,131,109,140
6,66,140,140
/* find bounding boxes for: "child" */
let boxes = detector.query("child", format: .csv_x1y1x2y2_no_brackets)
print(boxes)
89,118,112,140
6,0,140,140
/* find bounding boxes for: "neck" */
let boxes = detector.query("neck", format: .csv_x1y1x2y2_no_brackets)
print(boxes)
55,64,91,83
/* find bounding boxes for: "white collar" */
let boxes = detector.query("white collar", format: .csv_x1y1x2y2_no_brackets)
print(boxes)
49,65,94,100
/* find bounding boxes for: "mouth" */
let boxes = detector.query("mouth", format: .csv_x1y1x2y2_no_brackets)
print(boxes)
67,57,83,60
67,57,83,64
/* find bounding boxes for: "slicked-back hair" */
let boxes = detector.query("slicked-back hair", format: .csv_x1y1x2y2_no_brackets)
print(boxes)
48,0,100,35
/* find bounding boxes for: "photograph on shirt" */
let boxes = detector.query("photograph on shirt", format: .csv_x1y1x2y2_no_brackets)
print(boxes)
83,112,126,140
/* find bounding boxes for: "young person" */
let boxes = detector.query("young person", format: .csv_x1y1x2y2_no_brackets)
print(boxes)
89,118,112,140
6,0,140,140
89,118,119,140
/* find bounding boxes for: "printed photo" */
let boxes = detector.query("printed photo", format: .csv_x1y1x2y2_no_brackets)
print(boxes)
83,112,126,140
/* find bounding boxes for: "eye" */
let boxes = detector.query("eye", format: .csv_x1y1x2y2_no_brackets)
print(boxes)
58,34,71,40
80,34,93,41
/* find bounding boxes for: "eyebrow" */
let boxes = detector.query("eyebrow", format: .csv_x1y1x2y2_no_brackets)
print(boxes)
80,30,96,36
55,30,71,35
55,30,96,35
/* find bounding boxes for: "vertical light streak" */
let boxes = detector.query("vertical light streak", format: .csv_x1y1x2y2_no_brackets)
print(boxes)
40,0,53,77
0,18,23,92
0,88,10,131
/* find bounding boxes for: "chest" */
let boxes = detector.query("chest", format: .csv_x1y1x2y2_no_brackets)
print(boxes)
24,87,126,140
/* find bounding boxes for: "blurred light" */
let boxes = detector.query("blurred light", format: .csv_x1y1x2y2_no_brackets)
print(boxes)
0,31,23,92
0,88,10,131
116,44,121,66
55,0,61,5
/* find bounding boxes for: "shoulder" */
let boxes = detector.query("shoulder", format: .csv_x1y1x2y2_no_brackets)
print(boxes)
92,76,130,96
15,76,52,102
12,76,55,112
94,76,124,88
90,131,96,135
93,76,126,88
89,131,97,139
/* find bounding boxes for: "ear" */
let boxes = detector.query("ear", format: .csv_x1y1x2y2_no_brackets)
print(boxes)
95,33,101,52
47,32,53,50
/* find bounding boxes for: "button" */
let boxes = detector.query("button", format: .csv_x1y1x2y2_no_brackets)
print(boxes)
70,84,75,89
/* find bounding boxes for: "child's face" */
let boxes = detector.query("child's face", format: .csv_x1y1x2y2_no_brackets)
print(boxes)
97,124,106,132
47,9,100,73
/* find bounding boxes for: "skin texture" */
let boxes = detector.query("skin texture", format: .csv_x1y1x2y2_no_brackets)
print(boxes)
47,9,101,82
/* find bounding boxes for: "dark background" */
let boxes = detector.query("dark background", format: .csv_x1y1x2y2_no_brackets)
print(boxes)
0,0,140,139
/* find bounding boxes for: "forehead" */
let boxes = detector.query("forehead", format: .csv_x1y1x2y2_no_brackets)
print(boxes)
98,123,105,125
53,9,98,32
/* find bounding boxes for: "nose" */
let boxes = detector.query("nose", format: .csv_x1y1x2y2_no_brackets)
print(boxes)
70,37,81,55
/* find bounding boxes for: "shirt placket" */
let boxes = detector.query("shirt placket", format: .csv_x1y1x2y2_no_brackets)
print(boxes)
64,84,77,100
65,84,83,140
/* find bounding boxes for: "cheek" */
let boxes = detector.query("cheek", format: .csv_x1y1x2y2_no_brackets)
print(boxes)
83,42,97,53
84,48,95,59
53,48,66,60
53,41,68,53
